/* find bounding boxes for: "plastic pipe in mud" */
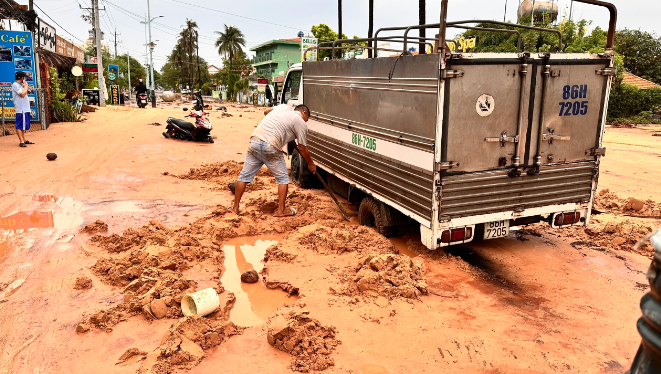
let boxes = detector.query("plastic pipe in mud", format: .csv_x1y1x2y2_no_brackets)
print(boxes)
181,288,220,317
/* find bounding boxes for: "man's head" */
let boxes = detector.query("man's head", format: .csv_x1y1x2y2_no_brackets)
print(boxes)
15,71,26,83
294,104,310,122
139,79,143,83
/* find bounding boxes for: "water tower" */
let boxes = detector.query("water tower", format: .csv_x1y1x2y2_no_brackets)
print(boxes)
517,0,559,23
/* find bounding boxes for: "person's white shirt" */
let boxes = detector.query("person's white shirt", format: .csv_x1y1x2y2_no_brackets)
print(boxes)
11,81,30,114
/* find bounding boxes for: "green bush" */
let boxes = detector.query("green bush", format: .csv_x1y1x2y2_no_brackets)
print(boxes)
51,100,82,122
608,84,661,120
201,83,211,95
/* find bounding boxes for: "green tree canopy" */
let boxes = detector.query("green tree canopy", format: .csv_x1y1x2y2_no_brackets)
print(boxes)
614,29,661,85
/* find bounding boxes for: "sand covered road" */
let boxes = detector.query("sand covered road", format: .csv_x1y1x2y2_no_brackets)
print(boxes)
0,106,659,373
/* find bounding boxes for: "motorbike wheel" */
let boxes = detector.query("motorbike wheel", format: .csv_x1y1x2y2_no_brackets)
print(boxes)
207,136,214,144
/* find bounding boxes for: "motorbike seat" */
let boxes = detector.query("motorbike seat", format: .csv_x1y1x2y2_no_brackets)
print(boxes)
171,118,195,131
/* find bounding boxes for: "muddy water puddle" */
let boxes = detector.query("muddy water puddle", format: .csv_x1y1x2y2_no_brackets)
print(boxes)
220,235,297,327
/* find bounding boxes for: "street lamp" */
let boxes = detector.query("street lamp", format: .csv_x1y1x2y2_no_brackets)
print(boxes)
140,7,163,108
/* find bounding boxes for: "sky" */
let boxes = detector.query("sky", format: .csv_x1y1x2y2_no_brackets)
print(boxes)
13,0,661,71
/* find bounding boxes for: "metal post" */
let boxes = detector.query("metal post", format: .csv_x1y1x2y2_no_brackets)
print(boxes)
338,0,342,50
1,91,5,137
147,0,156,108
368,0,374,58
144,15,149,90
93,0,106,106
531,0,536,25
504,0,508,22
419,0,426,54
127,52,131,99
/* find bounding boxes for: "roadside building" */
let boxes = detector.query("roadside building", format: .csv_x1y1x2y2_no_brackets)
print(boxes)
56,36,85,63
208,64,220,76
250,38,300,82
622,72,661,90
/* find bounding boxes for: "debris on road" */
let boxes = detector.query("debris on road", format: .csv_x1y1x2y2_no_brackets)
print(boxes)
79,220,108,234
297,221,396,256
595,189,661,217
147,122,162,126
241,269,259,283
267,309,340,372
346,254,428,299
73,276,93,290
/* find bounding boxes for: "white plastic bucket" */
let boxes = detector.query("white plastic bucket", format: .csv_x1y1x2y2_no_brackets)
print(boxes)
181,288,220,317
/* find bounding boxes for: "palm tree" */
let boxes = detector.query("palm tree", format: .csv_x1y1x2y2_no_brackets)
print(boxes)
214,25,246,68
214,25,246,98
179,19,198,89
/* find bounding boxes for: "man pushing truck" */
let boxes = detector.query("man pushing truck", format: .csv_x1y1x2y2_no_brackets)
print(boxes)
228,104,316,217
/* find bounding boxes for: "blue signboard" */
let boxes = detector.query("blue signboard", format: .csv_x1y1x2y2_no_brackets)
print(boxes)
0,31,39,121
108,64,118,81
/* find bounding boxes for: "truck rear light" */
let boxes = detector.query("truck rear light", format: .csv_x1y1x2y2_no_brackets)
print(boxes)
554,212,581,227
441,227,473,243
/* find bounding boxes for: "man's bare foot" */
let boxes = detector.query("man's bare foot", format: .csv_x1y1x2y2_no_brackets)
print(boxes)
274,207,296,217
227,207,239,215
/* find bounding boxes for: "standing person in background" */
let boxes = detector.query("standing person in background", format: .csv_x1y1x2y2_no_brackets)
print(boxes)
11,71,34,148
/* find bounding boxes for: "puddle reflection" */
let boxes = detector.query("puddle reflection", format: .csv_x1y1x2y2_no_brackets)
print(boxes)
220,235,298,327
0,211,54,231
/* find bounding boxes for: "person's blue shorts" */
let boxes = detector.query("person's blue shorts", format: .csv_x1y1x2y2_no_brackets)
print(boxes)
15,112,30,131
238,139,289,185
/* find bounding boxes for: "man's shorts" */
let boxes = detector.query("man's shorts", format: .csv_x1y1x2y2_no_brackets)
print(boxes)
238,139,289,185
15,112,30,131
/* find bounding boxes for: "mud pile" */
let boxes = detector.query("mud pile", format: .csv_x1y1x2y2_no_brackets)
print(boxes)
171,160,274,192
73,276,93,290
139,317,242,373
79,220,108,234
267,310,340,372
565,220,656,257
90,220,171,253
297,221,396,256
595,189,661,217
342,254,428,299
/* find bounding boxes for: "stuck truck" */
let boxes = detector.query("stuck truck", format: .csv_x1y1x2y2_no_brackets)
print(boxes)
280,0,618,250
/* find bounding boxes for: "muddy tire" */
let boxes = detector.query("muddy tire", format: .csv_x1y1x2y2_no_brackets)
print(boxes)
358,197,398,237
207,136,214,143
291,149,318,188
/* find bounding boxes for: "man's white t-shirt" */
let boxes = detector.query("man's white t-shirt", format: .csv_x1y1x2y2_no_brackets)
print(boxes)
11,81,30,114
251,104,307,150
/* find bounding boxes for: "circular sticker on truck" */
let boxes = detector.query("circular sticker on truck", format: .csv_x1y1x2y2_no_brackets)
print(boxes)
476,94,495,117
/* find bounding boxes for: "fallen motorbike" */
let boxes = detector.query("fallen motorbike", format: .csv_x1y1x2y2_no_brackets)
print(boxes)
163,91,214,143
137,93,148,108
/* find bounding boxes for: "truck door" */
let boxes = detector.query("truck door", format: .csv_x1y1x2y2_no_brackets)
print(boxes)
281,69,302,107
442,60,529,172
532,61,611,164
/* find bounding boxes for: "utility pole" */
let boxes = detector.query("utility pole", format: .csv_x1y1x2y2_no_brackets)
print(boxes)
338,0,342,43
92,0,106,107
147,0,156,108
143,15,149,90
113,29,118,58
127,52,131,99
196,31,200,88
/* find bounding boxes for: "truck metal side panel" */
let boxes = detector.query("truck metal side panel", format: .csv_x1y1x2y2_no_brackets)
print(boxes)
302,55,440,223
303,54,440,151
307,131,434,221
440,161,594,219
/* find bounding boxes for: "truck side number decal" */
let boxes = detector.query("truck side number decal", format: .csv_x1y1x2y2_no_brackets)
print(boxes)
352,133,377,151
559,84,588,116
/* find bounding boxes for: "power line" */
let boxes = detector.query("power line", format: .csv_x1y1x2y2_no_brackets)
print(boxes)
33,2,86,42
162,0,301,30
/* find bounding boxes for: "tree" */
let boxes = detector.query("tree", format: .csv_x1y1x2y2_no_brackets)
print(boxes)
614,29,661,85
179,19,199,88
214,25,246,100
311,23,356,60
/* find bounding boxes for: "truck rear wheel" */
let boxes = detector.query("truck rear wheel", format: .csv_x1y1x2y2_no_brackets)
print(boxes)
291,149,318,188
358,197,398,237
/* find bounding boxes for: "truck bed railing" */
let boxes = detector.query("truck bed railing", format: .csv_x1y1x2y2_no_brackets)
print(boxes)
305,0,616,61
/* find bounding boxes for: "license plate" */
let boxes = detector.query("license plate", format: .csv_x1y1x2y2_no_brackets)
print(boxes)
484,220,509,240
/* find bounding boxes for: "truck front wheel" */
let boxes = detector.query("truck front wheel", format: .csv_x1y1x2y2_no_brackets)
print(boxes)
358,197,398,237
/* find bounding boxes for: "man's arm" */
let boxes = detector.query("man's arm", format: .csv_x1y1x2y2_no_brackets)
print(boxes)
297,145,316,174
17,83,28,98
